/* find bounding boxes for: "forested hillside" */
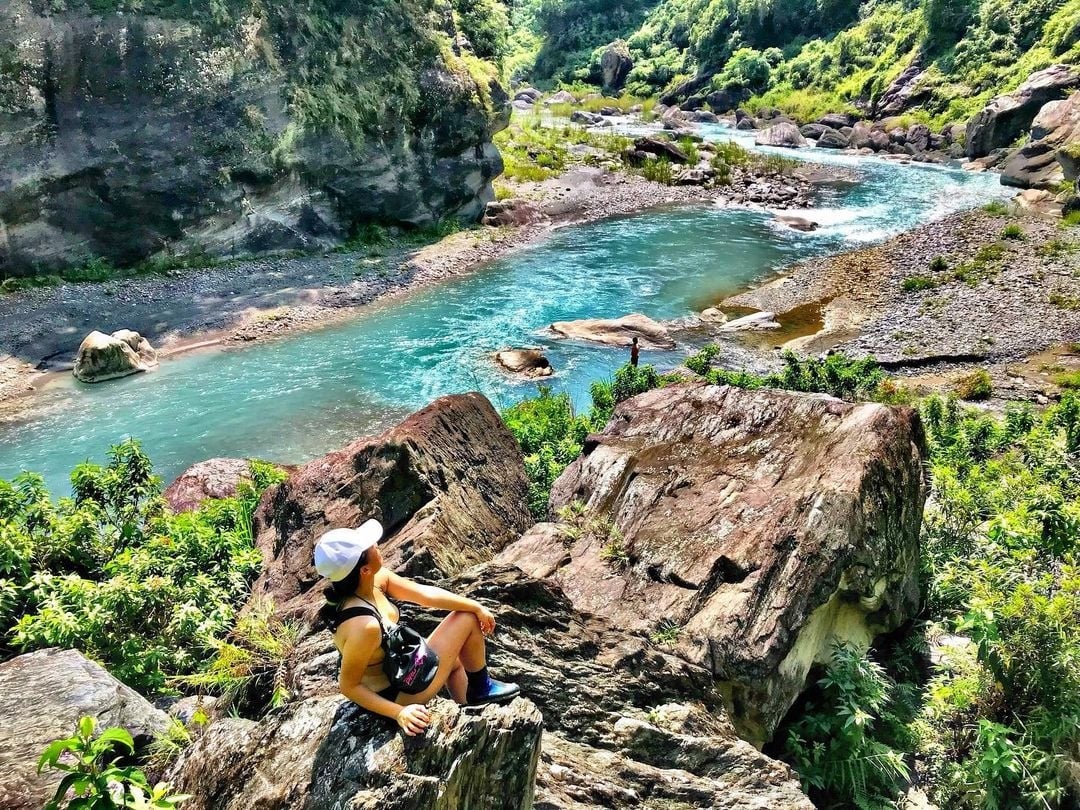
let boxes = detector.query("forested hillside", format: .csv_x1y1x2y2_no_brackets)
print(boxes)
508,0,1080,124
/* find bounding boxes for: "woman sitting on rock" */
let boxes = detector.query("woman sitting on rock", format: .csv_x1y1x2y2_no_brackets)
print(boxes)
315,519,520,736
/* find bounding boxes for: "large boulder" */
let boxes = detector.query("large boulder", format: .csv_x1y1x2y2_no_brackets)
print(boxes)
632,136,689,164
248,392,533,621
0,649,170,810
498,383,926,743
168,695,543,810
545,90,576,105
815,127,849,149
163,458,256,513
549,313,676,349
439,566,814,809
874,64,930,117
600,40,633,93
72,329,158,383
966,64,1080,158
1002,93,1080,188
0,0,508,276
755,123,807,149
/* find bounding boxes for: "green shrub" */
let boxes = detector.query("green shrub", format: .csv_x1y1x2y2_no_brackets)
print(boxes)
782,642,910,809
39,715,188,809
640,157,675,184
929,255,950,272
1,440,286,692
983,200,1009,215
1001,223,1025,239
903,274,941,292
954,368,993,400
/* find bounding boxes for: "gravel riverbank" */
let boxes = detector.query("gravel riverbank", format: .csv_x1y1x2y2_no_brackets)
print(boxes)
725,208,1080,401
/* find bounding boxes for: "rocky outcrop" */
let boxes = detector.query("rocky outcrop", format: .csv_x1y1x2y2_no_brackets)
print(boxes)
966,64,1080,158
816,127,849,149
633,136,690,163
482,199,546,227
169,695,542,810
498,383,926,743
163,458,255,513
600,40,633,93
0,649,170,810
549,313,676,349
1002,93,1080,189
0,0,508,276
545,90,576,105
874,64,930,117
249,393,532,621
495,348,554,378
72,329,158,383
755,123,807,149
431,566,814,809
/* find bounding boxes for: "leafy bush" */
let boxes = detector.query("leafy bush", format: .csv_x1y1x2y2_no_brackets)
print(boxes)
983,200,1010,215
39,716,188,809
1,440,286,692
1001,223,1025,239
953,368,993,400
782,643,910,808
903,274,942,291
640,157,675,184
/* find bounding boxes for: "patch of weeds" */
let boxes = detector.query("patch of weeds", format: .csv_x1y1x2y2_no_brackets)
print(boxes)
1054,370,1080,389
1040,239,1078,257
1062,209,1080,227
982,200,1009,215
599,529,631,570
640,157,674,185
929,255,949,273
953,369,992,401
902,275,941,292
1001,223,1024,240
650,618,683,645
1049,289,1080,310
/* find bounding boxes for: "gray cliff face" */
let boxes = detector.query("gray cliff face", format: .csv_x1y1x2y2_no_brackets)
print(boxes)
0,0,509,275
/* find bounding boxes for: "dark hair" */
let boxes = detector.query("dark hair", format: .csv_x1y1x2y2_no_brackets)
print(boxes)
318,548,369,626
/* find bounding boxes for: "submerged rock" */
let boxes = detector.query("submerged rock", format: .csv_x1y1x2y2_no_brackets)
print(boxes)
774,214,820,232
755,123,806,149
495,348,554,378
168,696,542,810
73,329,158,383
549,313,676,349
0,649,169,810
249,393,532,619
499,383,926,743
966,64,1080,158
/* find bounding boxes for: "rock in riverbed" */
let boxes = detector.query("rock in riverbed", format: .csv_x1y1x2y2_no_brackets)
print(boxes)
722,311,782,331
72,329,158,383
550,313,676,349
499,383,926,743
495,348,554,378
163,458,256,513
755,123,806,148
774,214,820,232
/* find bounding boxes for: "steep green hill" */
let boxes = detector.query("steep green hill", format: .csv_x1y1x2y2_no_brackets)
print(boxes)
512,0,1080,124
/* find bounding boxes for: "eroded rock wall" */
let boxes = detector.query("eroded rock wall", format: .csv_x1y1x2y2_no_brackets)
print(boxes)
0,0,509,275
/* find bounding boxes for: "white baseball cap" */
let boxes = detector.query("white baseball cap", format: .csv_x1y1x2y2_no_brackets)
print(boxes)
313,519,383,581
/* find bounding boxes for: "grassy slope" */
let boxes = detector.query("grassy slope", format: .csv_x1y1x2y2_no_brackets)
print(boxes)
512,0,1080,125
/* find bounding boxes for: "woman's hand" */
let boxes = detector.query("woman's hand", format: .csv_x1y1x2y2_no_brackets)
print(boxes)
475,604,496,636
396,704,431,736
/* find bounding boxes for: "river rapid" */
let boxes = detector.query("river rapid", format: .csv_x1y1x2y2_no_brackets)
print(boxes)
0,123,1009,493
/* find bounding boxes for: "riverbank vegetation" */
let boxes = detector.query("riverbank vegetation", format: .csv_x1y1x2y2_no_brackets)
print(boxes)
509,0,1080,127
0,440,285,693
503,353,1080,808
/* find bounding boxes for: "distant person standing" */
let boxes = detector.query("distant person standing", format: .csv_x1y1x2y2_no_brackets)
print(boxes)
630,336,640,367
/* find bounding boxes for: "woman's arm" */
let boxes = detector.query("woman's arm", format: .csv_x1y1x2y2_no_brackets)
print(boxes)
338,619,405,720
382,570,495,633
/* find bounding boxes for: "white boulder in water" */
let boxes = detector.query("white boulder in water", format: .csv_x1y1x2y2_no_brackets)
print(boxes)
73,328,158,383
549,313,676,349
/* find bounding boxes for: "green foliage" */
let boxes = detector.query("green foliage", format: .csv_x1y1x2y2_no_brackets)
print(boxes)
1001,223,1025,240
1,440,286,692
783,642,910,809
502,363,662,517
954,369,993,400
453,0,510,60
929,255,950,272
714,47,772,92
687,348,887,400
38,715,188,809
983,200,1010,215
903,274,942,292
640,157,675,184
916,392,1080,808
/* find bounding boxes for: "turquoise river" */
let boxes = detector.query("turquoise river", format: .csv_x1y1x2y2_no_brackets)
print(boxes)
0,123,1009,493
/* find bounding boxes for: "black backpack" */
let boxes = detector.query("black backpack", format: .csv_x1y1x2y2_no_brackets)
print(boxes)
333,600,440,694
